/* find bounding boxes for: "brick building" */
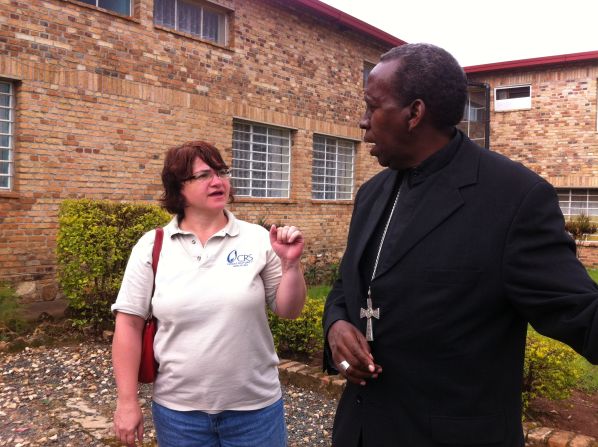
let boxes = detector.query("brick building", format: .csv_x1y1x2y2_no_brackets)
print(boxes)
464,52,598,267
1,0,596,315
0,0,406,314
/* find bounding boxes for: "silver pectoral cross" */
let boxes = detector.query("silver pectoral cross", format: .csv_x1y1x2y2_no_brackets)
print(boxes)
360,295,380,341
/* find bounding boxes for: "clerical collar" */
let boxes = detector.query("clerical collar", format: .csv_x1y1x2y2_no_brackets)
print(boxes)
402,128,462,187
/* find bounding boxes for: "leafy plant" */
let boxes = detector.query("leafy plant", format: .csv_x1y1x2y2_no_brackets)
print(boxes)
268,297,324,360
522,327,582,412
56,199,170,332
303,259,341,286
0,282,26,335
573,355,598,393
256,216,283,231
565,213,598,259
565,213,598,240
307,285,331,301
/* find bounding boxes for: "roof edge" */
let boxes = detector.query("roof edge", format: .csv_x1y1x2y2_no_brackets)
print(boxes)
465,50,598,73
291,0,406,47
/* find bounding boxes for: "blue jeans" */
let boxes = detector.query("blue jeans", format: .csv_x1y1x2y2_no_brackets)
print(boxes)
152,398,287,447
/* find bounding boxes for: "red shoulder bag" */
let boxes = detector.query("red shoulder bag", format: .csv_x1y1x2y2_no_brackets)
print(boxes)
138,227,164,384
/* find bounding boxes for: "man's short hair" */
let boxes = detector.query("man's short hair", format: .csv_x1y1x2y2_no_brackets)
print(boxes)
380,43,468,129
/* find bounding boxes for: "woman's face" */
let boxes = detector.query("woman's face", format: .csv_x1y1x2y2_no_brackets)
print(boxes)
180,157,230,215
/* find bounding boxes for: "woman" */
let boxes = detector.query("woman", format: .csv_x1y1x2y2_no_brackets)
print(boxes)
111,141,306,447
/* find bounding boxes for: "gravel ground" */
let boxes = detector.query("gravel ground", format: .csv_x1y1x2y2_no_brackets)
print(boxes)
0,342,336,447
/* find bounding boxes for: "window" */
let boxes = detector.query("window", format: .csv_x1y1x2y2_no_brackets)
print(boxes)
0,81,14,190
78,0,131,15
363,61,375,87
557,189,598,217
154,0,228,45
232,121,291,198
312,135,354,200
494,85,531,111
458,83,489,148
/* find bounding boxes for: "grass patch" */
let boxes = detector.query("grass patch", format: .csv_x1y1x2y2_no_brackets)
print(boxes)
307,285,331,302
588,269,598,284
573,356,598,393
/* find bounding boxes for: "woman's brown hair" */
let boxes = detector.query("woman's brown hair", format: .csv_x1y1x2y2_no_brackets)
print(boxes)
160,141,232,219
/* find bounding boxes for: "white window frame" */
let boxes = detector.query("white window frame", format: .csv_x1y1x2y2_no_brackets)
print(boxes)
78,0,132,15
154,0,229,46
494,84,531,112
232,121,291,198
0,80,14,191
312,135,355,201
557,188,598,217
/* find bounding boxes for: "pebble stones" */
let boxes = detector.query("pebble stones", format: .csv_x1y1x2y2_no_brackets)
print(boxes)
0,343,337,446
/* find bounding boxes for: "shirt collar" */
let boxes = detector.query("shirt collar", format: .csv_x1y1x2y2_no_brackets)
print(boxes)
164,209,240,239
405,128,462,186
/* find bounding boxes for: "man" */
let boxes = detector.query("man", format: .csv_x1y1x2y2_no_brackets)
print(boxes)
323,43,598,447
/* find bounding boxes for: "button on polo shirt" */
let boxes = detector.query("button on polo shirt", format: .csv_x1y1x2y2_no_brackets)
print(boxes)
112,210,283,412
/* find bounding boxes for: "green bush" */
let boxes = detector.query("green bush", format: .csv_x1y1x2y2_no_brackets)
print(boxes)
0,282,26,336
56,199,171,331
565,213,598,240
303,259,341,286
306,285,331,301
522,327,582,412
268,296,324,360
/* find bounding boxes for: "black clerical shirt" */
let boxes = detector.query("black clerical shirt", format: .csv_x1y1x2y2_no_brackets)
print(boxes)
359,130,463,295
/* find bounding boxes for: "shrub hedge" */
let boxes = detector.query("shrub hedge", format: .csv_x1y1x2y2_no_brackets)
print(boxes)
522,327,582,412
268,296,324,360
56,199,170,330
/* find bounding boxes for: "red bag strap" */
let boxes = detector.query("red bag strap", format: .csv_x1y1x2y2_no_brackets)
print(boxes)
150,228,164,305
152,227,164,277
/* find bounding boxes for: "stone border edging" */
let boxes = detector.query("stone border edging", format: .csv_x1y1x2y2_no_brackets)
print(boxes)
278,359,598,447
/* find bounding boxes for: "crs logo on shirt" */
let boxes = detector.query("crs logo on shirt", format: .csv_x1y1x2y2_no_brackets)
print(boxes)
226,249,254,267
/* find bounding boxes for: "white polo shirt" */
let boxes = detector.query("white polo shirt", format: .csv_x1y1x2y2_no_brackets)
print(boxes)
112,210,283,411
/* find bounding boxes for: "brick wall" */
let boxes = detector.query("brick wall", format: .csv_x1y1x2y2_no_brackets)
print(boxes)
0,0,388,311
580,244,598,269
468,64,598,188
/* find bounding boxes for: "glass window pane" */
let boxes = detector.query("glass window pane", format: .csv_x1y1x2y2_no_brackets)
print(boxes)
154,0,176,28
0,83,12,190
203,10,220,42
99,0,130,15
311,135,354,200
178,0,202,36
231,121,290,198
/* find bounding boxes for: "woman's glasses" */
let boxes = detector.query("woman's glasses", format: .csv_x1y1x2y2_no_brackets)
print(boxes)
185,169,231,183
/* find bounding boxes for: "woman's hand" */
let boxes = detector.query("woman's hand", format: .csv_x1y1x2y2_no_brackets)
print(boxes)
269,225,304,266
112,312,145,446
269,225,306,319
113,399,144,446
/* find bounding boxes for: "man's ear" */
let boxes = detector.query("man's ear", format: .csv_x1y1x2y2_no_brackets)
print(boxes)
407,99,426,132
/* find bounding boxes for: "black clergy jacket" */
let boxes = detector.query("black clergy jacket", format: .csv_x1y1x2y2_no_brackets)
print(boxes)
323,132,598,447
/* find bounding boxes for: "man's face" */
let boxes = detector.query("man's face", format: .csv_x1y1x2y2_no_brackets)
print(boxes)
360,59,414,170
